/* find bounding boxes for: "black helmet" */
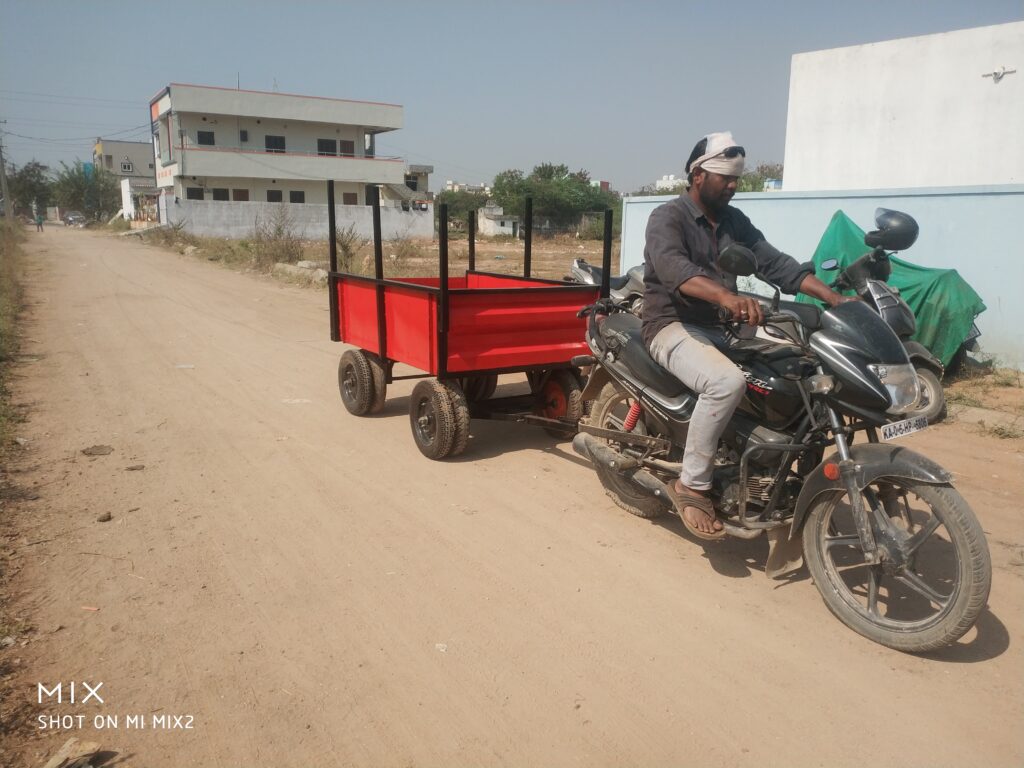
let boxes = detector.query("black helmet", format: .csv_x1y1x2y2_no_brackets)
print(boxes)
864,208,919,251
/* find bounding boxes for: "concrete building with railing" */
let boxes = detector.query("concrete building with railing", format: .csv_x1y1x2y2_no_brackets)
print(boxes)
148,83,431,236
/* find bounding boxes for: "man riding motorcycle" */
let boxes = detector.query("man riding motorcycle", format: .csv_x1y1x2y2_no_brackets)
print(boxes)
643,131,855,539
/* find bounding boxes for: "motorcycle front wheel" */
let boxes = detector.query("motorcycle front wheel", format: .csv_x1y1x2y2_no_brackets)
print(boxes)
802,479,990,653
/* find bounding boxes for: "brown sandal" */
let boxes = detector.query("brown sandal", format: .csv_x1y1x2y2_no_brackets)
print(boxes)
664,483,727,541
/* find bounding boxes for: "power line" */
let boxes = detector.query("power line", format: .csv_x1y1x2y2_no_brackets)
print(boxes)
0,88,146,107
0,122,152,144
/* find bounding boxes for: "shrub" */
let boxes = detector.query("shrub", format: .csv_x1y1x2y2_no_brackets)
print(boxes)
334,223,364,272
252,205,303,270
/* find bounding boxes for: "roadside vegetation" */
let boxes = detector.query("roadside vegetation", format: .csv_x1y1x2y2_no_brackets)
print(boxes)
945,361,1024,439
0,221,25,448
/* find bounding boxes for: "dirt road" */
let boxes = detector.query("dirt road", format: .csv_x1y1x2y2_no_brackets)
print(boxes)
5,227,1023,766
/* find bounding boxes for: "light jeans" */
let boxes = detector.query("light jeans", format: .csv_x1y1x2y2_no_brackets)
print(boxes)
649,322,746,490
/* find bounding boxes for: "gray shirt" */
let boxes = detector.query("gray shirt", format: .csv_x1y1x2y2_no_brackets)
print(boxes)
641,194,813,346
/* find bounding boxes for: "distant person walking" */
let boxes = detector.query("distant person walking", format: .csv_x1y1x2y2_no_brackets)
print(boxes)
35,213,44,232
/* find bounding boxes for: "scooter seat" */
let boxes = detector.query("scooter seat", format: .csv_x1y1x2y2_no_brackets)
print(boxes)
600,314,687,397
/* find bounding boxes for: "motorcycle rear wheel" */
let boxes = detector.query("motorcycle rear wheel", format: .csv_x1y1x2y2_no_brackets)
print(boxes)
913,367,947,423
802,479,990,653
589,383,666,519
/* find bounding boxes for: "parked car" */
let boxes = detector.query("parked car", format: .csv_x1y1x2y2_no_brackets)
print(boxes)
62,211,86,227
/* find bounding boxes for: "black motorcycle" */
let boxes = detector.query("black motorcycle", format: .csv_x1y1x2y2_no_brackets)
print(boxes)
566,258,646,317
571,233,991,652
819,209,950,422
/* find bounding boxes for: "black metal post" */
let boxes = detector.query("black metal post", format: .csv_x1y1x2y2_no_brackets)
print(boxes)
523,196,533,278
600,208,613,299
467,210,476,272
327,180,340,341
438,203,449,378
371,186,387,362
327,180,337,271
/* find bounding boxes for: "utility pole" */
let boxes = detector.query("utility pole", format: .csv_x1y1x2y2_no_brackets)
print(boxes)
0,120,11,215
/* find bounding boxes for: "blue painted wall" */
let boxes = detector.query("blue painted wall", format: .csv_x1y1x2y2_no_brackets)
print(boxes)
621,185,1024,367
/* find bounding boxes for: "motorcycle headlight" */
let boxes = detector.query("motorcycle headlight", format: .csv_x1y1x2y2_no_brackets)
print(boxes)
868,363,920,414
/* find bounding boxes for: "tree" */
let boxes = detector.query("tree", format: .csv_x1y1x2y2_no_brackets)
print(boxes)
434,189,489,227
737,162,784,193
52,161,120,220
491,164,619,229
8,160,53,213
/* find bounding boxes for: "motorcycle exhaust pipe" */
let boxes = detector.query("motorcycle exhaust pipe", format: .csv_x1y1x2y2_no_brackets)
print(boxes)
572,432,639,471
574,433,762,540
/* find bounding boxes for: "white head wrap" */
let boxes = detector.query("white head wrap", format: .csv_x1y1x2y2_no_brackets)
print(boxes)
688,131,745,177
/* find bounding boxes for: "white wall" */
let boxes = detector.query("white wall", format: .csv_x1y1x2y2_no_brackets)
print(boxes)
177,114,365,157
784,22,1024,191
167,200,433,240
175,177,364,205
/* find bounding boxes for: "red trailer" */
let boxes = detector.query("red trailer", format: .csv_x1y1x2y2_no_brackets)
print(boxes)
327,187,608,459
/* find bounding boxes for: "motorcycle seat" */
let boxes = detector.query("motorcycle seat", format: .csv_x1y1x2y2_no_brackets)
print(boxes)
599,314,687,397
608,273,631,291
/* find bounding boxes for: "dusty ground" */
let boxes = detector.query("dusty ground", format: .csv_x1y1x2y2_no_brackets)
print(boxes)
1,226,1022,767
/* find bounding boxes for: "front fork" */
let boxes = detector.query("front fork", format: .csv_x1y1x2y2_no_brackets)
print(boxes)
825,406,882,564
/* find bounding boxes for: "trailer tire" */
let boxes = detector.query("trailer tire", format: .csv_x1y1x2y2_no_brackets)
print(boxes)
446,381,471,456
339,350,376,416
410,380,470,459
459,374,498,403
366,352,388,414
535,369,584,438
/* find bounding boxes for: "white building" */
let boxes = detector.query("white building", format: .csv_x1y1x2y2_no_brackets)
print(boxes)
150,83,411,213
476,202,519,237
654,174,686,191
783,22,1023,191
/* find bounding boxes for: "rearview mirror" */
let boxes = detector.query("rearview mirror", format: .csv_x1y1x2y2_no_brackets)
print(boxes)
820,258,840,271
719,244,757,277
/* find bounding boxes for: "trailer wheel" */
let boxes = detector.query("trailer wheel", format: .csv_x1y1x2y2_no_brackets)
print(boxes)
535,369,584,438
410,380,470,459
366,352,388,414
339,349,378,416
459,374,498,403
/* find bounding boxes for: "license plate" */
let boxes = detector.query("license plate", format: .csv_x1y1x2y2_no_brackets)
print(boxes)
881,415,928,441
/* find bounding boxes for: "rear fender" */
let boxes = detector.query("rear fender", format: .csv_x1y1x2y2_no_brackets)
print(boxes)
789,442,952,538
580,366,612,402
902,340,944,375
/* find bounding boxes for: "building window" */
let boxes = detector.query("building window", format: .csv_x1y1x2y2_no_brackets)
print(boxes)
186,187,204,200
212,188,229,201
266,189,283,203
342,192,358,205
232,189,249,201
289,190,305,204
404,174,418,191
239,129,249,143
197,131,215,146
265,135,285,154
121,160,134,173
317,139,337,156
339,140,355,157
105,154,113,168
148,163,154,169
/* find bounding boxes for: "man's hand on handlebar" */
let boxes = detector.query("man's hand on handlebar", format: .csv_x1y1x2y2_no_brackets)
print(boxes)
827,291,861,307
717,293,764,327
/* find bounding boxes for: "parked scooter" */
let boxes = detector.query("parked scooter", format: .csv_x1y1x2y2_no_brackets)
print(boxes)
820,209,953,422
571,236,991,653
566,258,645,316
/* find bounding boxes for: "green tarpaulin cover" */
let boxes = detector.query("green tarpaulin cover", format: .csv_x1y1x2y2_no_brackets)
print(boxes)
796,210,986,367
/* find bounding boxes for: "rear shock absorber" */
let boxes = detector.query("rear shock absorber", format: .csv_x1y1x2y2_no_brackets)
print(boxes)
622,401,642,432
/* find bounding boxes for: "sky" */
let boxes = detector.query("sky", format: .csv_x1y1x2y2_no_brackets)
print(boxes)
1,0,1021,192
